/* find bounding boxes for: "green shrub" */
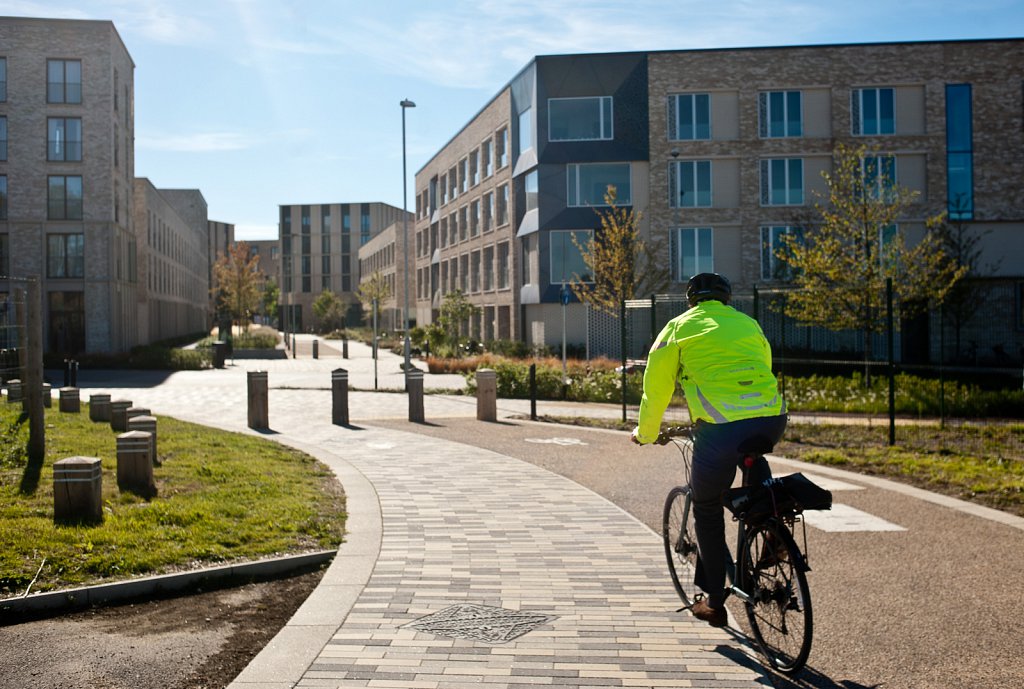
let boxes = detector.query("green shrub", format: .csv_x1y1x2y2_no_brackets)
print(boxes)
129,345,211,370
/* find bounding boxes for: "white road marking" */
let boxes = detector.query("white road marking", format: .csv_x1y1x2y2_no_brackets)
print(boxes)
524,437,588,446
803,504,906,532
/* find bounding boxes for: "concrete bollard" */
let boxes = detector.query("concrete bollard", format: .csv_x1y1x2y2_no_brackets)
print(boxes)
59,387,80,413
476,368,498,422
42,383,52,409
110,399,132,432
127,415,158,465
312,339,319,359
332,368,349,426
116,431,156,498
53,456,103,523
407,369,424,423
6,379,21,404
247,370,269,429
89,393,111,422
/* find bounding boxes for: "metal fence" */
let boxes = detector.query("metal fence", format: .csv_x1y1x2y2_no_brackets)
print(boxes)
0,287,25,384
584,279,1023,450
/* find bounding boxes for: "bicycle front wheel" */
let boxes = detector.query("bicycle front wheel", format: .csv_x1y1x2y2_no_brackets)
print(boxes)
662,486,700,606
740,520,813,675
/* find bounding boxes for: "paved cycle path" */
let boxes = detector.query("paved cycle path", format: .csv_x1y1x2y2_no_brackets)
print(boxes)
73,341,764,689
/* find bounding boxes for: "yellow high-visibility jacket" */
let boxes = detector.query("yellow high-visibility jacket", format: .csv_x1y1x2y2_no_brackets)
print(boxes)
635,300,785,443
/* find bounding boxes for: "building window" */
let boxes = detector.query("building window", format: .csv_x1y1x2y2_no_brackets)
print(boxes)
482,139,493,178
760,226,803,281
496,127,508,168
47,233,85,278
946,84,973,220
497,184,509,226
525,170,539,213
861,155,897,199
470,149,480,186
483,192,494,232
760,158,804,206
0,175,6,220
669,160,712,208
0,233,8,275
0,58,6,102
568,163,631,207
48,291,85,355
483,246,494,291
549,96,613,141
518,107,533,153
852,87,895,135
669,227,713,282
668,93,710,141
497,242,510,289
0,117,6,160
470,250,481,293
48,118,83,161
459,206,468,241
470,199,481,237
759,90,802,138
47,176,83,220
459,158,468,193
47,59,82,104
360,204,371,244
550,230,593,284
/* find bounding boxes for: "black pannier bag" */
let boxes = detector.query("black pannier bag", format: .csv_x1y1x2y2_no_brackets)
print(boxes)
722,473,833,522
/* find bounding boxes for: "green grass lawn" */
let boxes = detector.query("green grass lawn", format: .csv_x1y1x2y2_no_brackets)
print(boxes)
0,404,346,598
536,414,1024,517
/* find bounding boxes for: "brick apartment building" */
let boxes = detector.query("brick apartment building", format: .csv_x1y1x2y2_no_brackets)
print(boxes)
0,17,223,355
413,40,1024,361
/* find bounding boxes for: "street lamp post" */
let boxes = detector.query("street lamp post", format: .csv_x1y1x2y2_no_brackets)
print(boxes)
401,99,416,378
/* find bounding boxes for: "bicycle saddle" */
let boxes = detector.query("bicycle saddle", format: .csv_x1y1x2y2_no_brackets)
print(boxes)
737,435,774,457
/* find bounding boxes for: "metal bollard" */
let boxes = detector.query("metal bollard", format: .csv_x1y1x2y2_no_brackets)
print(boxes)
247,370,269,429
42,383,51,409
407,369,424,423
342,338,349,359
312,339,319,359
476,368,498,422
6,379,21,404
332,368,349,426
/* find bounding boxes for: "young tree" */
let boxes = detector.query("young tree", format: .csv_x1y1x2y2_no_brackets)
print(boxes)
436,289,480,358
781,142,967,367
312,289,347,334
356,270,392,324
212,241,263,333
261,278,280,325
570,186,669,315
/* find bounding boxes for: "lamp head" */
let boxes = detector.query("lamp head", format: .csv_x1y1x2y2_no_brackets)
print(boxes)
400,99,416,108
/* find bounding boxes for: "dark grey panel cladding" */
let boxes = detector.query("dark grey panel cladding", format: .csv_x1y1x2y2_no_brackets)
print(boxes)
535,53,649,165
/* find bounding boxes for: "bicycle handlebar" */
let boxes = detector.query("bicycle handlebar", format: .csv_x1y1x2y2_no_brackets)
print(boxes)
654,425,692,445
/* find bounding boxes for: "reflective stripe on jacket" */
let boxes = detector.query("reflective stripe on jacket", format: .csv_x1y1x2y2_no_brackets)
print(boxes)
636,300,785,443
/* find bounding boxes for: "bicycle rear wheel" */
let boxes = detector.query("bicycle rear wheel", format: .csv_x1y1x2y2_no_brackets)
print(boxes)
740,520,813,675
662,486,700,606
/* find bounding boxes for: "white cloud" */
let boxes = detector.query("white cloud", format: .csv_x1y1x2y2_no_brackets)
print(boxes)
136,130,255,152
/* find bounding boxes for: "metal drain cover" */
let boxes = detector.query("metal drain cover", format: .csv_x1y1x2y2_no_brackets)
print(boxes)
404,604,556,643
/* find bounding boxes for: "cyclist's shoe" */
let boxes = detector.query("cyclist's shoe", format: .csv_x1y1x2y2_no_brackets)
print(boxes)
691,599,727,627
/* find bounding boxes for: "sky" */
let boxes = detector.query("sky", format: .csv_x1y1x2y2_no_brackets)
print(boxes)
3,0,1021,240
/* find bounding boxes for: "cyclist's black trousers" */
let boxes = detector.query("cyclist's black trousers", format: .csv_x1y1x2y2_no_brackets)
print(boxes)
690,413,788,608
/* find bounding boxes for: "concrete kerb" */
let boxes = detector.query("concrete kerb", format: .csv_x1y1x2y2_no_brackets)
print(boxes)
0,550,337,620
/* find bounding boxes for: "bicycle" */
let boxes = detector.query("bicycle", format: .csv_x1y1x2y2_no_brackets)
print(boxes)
658,425,821,675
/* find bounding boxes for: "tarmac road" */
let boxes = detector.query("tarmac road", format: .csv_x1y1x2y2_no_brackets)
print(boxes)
370,416,1024,689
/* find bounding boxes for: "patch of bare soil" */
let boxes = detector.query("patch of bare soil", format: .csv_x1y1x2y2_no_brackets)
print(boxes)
0,568,324,689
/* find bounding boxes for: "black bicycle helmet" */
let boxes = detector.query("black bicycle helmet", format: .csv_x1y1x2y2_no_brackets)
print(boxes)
686,272,732,307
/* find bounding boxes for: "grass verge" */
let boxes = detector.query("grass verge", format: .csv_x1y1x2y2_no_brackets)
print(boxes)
0,404,346,598
532,414,1024,517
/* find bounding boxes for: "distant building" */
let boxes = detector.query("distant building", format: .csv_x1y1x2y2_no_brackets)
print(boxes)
278,202,410,331
357,220,413,332
414,40,1024,361
246,238,279,324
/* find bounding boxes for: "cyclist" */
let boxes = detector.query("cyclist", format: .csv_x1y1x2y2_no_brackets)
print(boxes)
631,272,787,627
